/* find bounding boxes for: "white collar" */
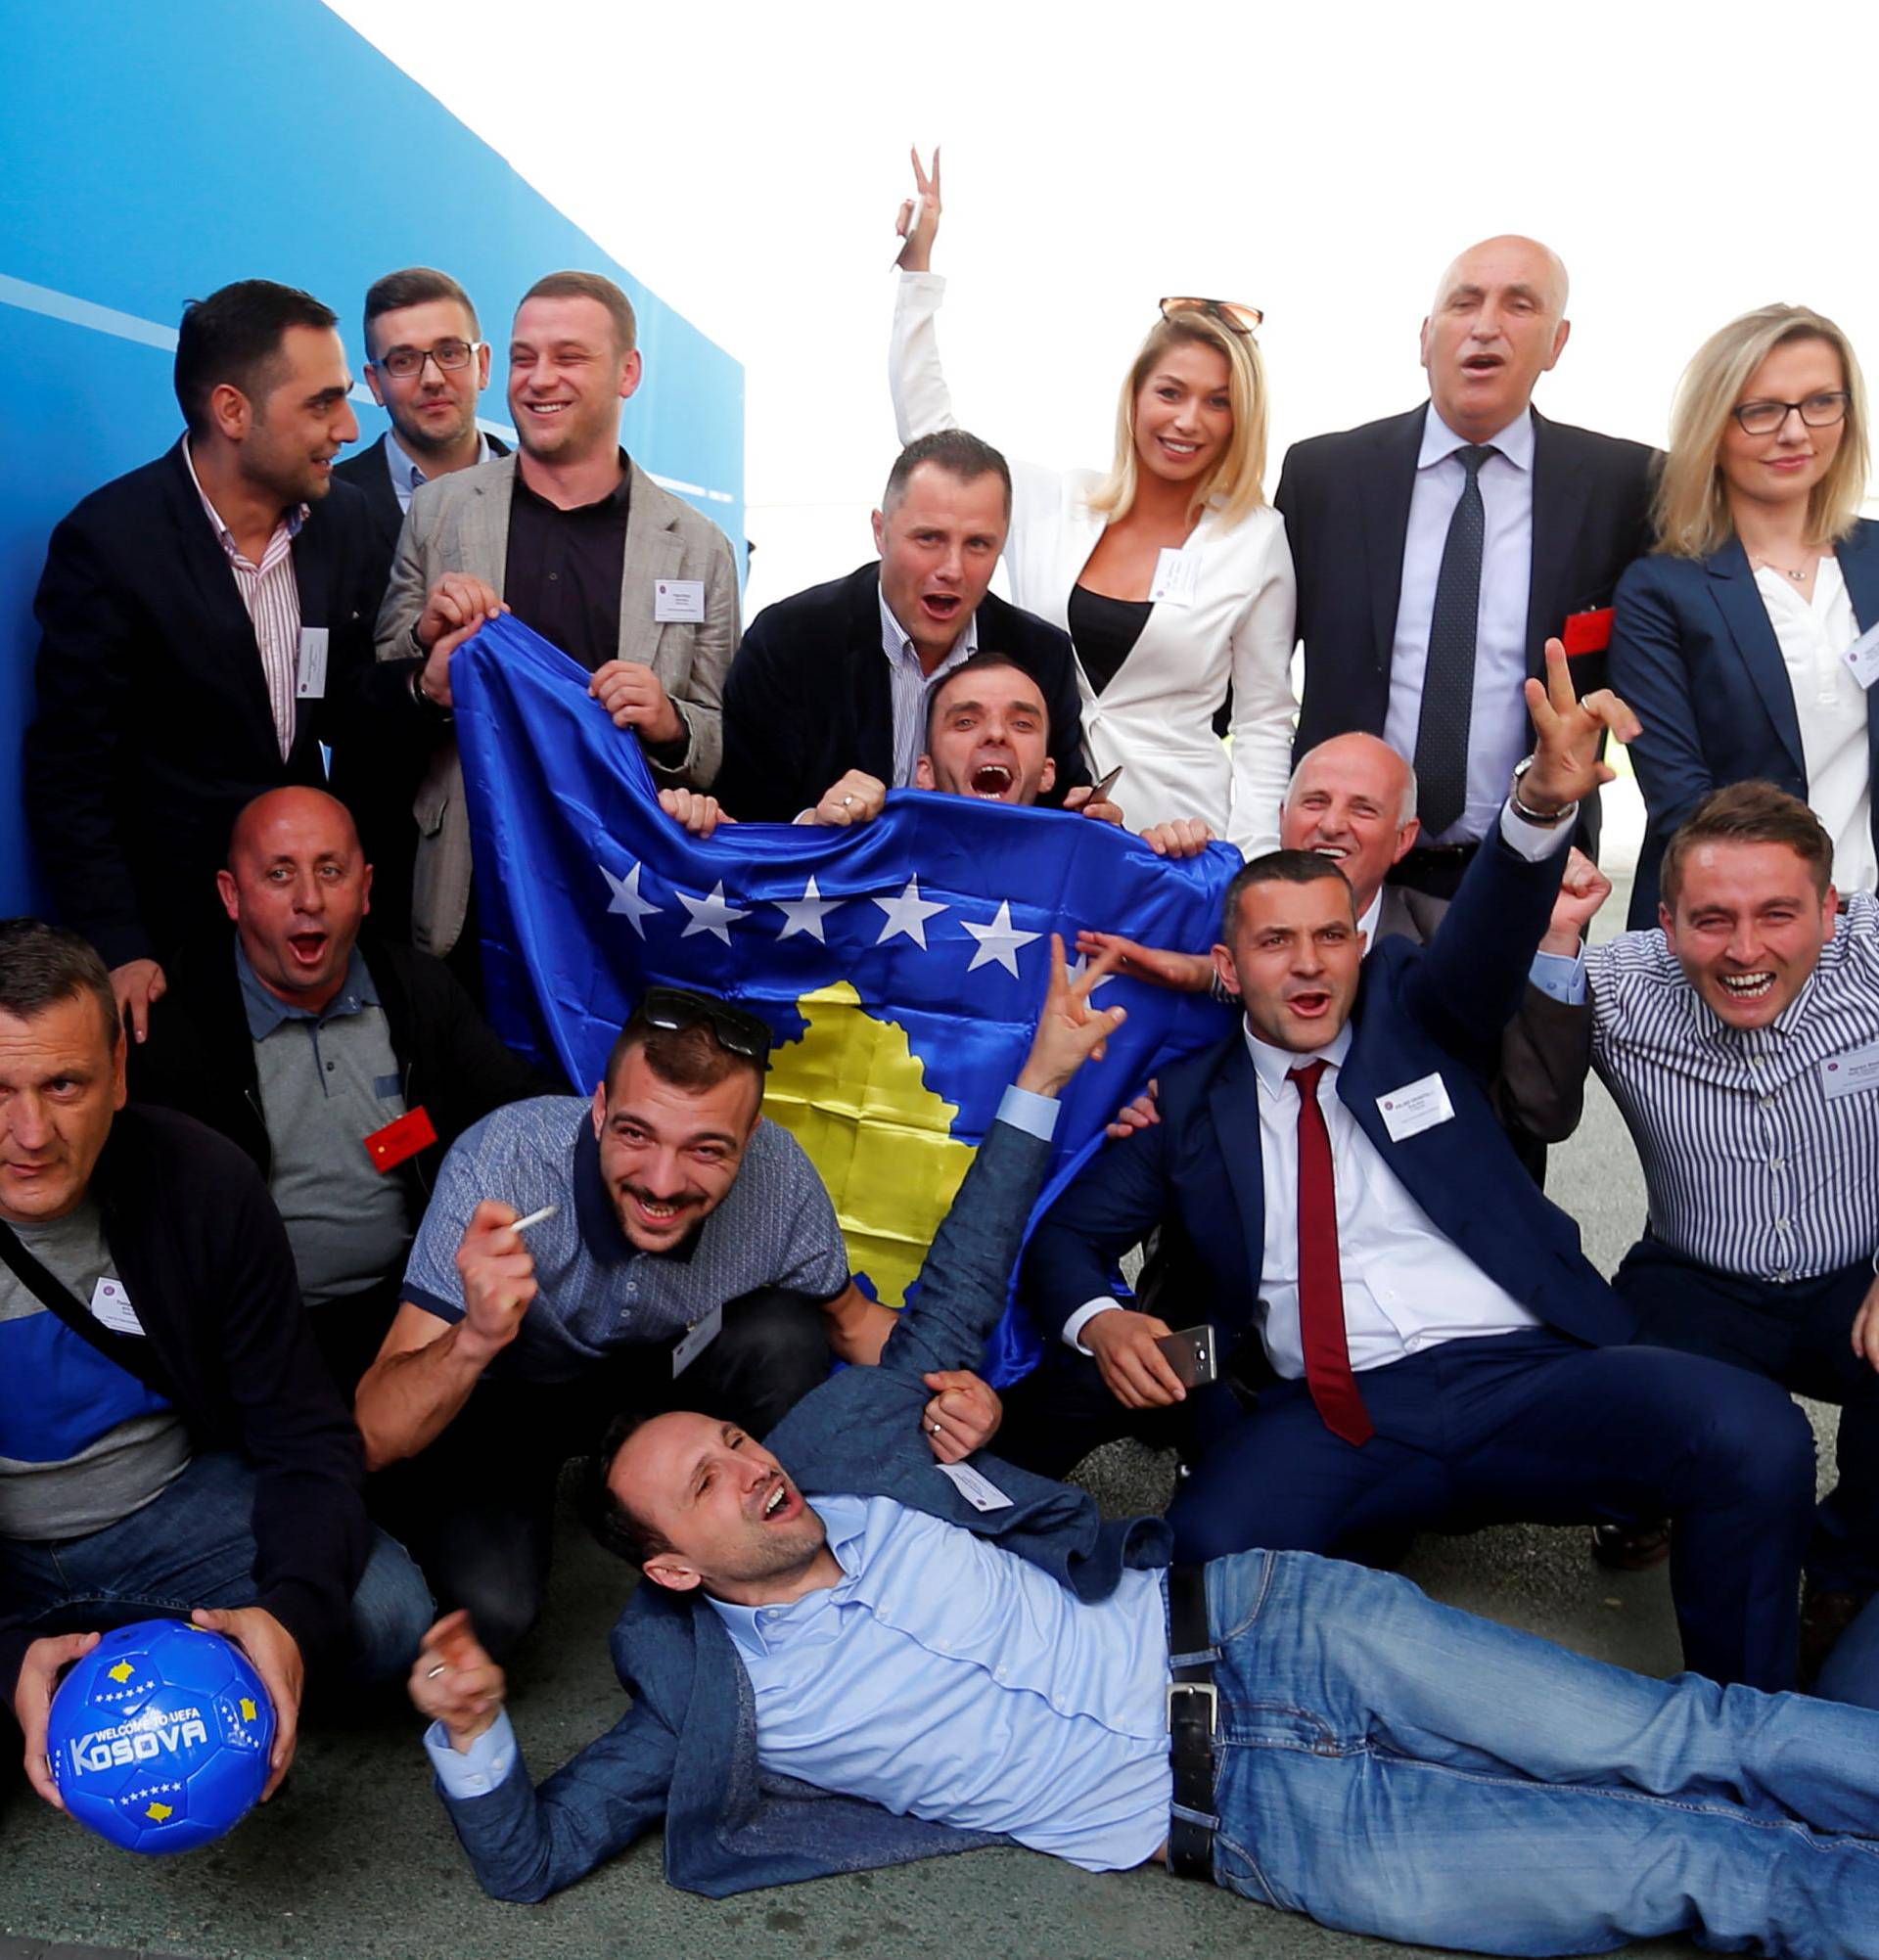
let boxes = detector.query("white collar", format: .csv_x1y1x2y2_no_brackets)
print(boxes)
1242,1018,1354,1099
1419,404,1535,473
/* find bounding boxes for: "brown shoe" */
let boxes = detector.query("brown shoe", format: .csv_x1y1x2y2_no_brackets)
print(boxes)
1590,1518,1673,1572
1800,1583,1865,1687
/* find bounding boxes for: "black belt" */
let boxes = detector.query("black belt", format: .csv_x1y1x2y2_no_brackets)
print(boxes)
1166,1562,1217,1881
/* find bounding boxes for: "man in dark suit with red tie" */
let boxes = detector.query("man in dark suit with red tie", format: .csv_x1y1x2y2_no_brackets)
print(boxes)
1275,236,1656,890
1011,649,1814,1692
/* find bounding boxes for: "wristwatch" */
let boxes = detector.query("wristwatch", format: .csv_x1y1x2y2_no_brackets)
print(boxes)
1509,755,1576,828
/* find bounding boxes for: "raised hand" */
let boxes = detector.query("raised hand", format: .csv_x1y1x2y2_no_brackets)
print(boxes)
894,146,942,272
1076,928,1212,994
1520,638,1642,814
1015,935,1126,1098
1541,847,1613,953
454,1199,538,1363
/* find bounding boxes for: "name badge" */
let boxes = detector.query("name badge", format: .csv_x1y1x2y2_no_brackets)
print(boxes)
1821,1044,1879,1100
654,579,706,624
363,1107,436,1173
1376,1071,1455,1142
935,1460,1013,1511
671,1301,723,1378
1843,622,1879,691
1562,607,1614,657
1147,548,1199,609
295,627,329,700
89,1277,145,1338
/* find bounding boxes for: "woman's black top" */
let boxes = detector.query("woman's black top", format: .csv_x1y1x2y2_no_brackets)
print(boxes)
1067,583,1153,696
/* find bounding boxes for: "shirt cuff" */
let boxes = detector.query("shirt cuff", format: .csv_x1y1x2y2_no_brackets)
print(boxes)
996,1084,1062,1143
1498,798,1576,862
425,1710,519,1800
1529,948,1588,1004
1061,1297,1117,1354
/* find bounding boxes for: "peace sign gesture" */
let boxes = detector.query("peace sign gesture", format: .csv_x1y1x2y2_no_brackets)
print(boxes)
1519,638,1643,816
1015,934,1127,1099
894,146,942,271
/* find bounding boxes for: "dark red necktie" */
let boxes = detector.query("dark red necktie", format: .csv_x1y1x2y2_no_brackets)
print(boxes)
1286,1060,1374,1447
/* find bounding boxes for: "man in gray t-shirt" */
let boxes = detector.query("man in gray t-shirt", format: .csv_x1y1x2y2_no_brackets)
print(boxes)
355,985,1003,1657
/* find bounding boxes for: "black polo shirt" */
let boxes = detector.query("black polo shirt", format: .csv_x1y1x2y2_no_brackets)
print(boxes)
503,449,632,673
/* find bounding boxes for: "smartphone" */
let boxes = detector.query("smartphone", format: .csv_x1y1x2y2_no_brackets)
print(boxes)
1155,1324,1218,1389
1090,763,1124,802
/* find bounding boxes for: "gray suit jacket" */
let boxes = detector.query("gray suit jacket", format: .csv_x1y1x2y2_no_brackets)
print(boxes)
374,453,738,956
1378,882,1590,1145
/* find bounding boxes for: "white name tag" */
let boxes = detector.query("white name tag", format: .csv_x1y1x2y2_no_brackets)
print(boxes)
295,627,329,700
1821,1044,1879,1100
935,1460,1013,1511
1844,622,1879,690
89,1276,145,1338
654,579,706,623
1376,1072,1456,1142
670,1301,723,1378
1147,548,1199,609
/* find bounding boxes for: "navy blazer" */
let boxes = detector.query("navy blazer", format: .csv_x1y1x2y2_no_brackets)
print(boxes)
1611,521,1879,926
436,1116,1172,1902
1024,829,1637,1353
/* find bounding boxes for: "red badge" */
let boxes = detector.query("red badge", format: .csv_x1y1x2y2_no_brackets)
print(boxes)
1562,607,1614,657
363,1107,438,1173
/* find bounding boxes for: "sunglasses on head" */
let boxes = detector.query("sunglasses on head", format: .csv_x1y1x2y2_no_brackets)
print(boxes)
1159,296,1263,336
635,986,772,1066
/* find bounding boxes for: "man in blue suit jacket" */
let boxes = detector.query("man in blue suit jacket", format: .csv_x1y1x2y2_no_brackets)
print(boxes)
1018,649,1812,1691
407,942,1879,1960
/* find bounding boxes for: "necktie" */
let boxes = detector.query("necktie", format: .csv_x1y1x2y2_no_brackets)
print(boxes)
1412,443,1495,838
1286,1059,1374,1447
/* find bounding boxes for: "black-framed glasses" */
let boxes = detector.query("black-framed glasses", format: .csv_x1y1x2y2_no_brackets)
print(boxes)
372,338,482,380
635,985,772,1066
1731,390,1850,436
1160,296,1263,336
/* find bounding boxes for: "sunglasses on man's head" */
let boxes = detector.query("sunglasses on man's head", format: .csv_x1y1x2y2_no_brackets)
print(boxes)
636,986,772,1065
1160,296,1263,336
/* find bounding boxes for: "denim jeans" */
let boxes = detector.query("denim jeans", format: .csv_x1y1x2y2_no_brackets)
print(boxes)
1203,1549,1879,1958
0,1450,433,1686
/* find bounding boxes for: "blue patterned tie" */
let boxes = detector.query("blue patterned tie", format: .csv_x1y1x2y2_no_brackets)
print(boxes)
1413,444,1494,838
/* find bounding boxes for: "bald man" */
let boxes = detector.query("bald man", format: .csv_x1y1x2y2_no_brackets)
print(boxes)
1276,236,1657,896
127,787,555,1391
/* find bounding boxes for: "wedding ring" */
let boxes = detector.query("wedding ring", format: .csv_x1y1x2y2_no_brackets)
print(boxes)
425,1664,447,1679
842,794,855,807
928,1419,942,1436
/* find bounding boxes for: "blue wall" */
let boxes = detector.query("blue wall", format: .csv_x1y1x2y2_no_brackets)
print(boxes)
0,0,744,916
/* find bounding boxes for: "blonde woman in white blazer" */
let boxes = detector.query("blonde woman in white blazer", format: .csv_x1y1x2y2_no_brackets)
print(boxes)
890,152,1297,856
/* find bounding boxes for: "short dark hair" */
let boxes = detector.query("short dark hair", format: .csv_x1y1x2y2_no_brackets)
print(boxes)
173,279,338,435
883,430,1013,519
924,651,1043,747
1660,781,1834,912
0,919,120,1049
603,995,765,1102
579,1412,672,1567
362,266,480,361
1220,848,1354,939
519,270,637,356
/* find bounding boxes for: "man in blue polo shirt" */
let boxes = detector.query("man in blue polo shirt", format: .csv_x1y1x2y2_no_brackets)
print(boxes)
354,986,1001,1656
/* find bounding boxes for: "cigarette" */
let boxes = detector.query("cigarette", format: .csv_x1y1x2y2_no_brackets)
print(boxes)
511,1204,560,1234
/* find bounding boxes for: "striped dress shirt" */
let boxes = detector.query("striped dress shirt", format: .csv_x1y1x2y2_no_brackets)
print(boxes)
183,438,306,759
1586,890,1879,1282
878,587,977,789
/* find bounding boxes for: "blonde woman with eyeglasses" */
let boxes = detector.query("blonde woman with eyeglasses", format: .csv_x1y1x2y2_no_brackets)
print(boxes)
889,151,1295,857
1612,304,1876,924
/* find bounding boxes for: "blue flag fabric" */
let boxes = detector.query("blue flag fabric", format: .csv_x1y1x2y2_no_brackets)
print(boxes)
452,613,1236,1384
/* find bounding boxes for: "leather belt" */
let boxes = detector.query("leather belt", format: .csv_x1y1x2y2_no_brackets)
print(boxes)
1166,1562,1217,1881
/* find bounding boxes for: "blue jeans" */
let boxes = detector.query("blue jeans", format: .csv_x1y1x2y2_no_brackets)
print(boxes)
0,1451,432,1686
1204,1549,1879,1957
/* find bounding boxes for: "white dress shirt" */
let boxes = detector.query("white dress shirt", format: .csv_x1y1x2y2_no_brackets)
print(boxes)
1756,557,1875,894
1384,408,1536,846
879,585,977,789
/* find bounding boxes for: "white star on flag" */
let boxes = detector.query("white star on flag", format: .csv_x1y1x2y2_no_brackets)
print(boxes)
677,881,752,943
600,860,663,938
774,875,843,943
873,875,947,949
961,900,1040,978
1069,953,1120,993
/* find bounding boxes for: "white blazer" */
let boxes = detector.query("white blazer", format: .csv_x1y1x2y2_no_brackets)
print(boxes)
890,272,1297,855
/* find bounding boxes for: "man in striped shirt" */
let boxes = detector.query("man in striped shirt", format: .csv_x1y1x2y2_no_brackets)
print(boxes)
1543,781,1879,1664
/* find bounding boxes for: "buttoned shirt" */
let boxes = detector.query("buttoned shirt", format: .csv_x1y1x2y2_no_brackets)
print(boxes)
183,436,306,759
383,430,493,517
1384,407,1536,846
879,586,978,789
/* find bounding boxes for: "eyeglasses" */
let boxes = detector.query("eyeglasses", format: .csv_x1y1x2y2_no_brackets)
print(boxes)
635,985,772,1066
1731,390,1850,436
372,339,482,380
1159,296,1263,336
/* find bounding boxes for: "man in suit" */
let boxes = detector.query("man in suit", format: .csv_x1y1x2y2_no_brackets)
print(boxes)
406,947,1879,1960
1276,236,1656,893
375,270,738,964
1015,650,1813,1691
711,432,1092,826
26,280,449,1042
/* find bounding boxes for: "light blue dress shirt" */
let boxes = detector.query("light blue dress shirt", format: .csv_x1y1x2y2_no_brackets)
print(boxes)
384,430,492,515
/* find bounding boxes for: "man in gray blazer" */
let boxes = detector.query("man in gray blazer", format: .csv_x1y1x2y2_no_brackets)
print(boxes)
376,270,738,962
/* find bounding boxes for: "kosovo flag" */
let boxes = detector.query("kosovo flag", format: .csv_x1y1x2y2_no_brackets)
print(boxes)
453,615,1235,1383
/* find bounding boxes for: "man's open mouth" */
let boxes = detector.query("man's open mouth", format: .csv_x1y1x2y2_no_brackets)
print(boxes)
1719,972,1775,1000
1288,989,1332,1018
970,762,1014,798
287,932,327,964
921,593,961,620
1461,353,1504,374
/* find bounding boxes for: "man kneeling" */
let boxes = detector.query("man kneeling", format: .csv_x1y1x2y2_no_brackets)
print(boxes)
410,947,1879,1958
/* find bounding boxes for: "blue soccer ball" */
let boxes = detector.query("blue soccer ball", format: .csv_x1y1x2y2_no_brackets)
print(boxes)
47,1618,275,1854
